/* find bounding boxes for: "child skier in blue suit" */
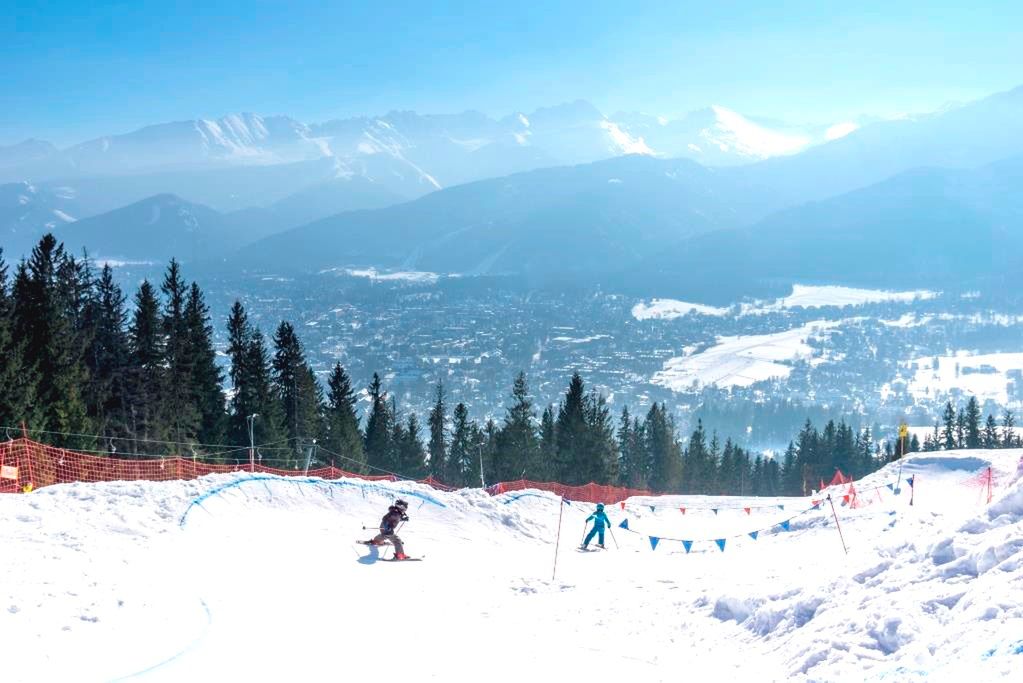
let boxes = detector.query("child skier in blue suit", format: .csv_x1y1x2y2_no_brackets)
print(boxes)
582,503,612,549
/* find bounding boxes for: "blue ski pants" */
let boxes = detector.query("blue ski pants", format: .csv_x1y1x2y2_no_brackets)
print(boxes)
584,527,605,546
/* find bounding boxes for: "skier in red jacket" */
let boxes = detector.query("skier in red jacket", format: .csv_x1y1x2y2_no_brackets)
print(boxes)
366,499,410,560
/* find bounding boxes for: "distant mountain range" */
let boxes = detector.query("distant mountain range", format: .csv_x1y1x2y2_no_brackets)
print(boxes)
3,86,1023,301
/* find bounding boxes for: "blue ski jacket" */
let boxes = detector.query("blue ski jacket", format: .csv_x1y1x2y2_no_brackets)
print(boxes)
586,510,611,529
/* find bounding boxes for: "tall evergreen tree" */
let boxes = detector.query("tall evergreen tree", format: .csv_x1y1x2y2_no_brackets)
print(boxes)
645,403,682,492
1002,409,1017,448
554,373,587,484
494,372,539,481
125,280,166,453
941,401,956,450
272,321,323,468
325,362,365,473
241,329,286,464
964,396,982,449
83,264,131,442
537,405,557,481
184,282,225,446
397,413,427,478
982,414,999,449
955,408,966,449
447,402,477,487
160,260,199,447
364,373,394,472
0,250,40,430
427,381,447,480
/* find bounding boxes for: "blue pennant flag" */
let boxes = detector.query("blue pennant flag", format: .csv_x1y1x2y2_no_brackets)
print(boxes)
778,504,785,510
619,519,629,530
893,487,902,495
649,505,656,513
812,502,821,510
563,498,573,506
748,530,759,540
715,538,726,552
682,540,693,553
907,476,915,488
712,508,719,515
886,483,895,491
779,519,791,532
649,536,660,551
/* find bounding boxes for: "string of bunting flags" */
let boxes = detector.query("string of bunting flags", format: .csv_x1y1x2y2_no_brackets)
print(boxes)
615,500,823,554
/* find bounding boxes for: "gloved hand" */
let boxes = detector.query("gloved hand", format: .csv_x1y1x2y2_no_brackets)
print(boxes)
400,513,409,521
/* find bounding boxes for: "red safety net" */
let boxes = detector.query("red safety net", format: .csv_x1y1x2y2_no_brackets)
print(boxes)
487,479,652,504
0,438,637,502
960,466,996,504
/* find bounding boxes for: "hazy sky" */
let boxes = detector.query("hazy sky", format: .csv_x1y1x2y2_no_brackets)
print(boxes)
3,1,1022,145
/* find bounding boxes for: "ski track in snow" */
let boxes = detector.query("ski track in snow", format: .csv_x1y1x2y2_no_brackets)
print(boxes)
2,451,1022,682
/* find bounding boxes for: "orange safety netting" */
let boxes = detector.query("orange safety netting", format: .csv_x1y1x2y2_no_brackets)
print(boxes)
487,479,652,504
0,438,636,501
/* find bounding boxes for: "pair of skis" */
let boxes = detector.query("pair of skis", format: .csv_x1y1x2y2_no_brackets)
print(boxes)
356,539,424,561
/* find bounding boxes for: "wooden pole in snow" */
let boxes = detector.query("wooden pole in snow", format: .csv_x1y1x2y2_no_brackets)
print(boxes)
826,494,848,555
552,497,565,581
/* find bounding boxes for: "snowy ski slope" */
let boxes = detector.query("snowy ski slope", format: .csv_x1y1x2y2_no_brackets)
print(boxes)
2,450,1021,682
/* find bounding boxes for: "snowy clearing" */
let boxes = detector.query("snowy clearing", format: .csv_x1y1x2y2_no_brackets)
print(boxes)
756,285,939,312
2,450,1021,682
651,321,839,391
631,298,731,320
903,352,1023,406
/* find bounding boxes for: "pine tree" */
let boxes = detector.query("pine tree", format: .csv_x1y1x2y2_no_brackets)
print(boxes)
964,396,981,449
325,362,365,473
125,280,166,453
645,403,682,492
780,441,799,495
537,405,557,482
184,283,225,447
83,264,131,442
241,329,286,464
364,373,394,473
0,249,40,430
982,414,999,449
581,389,617,485
272,322,323,468
955,408,966,449
427,381,447,480
554,373,587,484
160,260,199,447
494,372,538,481
941,401,956,450
446,402,473,486
683,420,710,494
398,413,427,478
617,406,646,488
1001,409,1016,448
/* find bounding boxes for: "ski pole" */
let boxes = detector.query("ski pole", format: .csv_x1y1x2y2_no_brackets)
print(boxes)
826,494,848,555
552,498,565,581
607,524,619,550
581,520,590,545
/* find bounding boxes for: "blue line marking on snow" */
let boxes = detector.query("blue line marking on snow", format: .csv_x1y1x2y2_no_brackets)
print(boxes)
498,492,558,504
108,599,211,681
179,475,446,527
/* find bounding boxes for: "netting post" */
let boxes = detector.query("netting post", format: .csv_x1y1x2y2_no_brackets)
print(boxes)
987,467,993,504
552,497,565,581
826,494,848,555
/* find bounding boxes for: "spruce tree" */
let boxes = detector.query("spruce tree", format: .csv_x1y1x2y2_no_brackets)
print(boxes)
398,413,427,478
364,373,394,473
184,282,225,447
427,381,447,480
645,403,682,492
964,396,981,449
161,260,199,447
982,414,999,449
447,402,476,487
272,322,323,468
83,264,131,442
581,389,616,485
325,362,365,473
537,405,557,481
0,250,40,430
955,408,966,449
554,373,587,484
941,401,956,450
495,372,538,482
1002,410,1016,448
241,329,287,464
126,280,166,453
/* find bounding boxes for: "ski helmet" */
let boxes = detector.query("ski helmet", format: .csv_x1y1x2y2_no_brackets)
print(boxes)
394,499,409,511
596,503,604,511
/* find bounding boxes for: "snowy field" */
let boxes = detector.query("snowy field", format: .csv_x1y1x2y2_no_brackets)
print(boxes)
902,352,1023,406
651,321,838,391
632,286,938,321
2,450,1022,682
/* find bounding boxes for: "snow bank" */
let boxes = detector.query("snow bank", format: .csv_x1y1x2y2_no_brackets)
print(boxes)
2,450,1022,682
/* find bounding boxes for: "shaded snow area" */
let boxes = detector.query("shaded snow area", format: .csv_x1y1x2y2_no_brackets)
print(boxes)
651,321,839,391
2,451,1022,682
902,352,1023,406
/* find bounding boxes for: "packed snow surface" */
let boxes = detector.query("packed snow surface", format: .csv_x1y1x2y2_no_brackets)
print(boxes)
2,451,1022,682
651,321,839,391
632,299,731,320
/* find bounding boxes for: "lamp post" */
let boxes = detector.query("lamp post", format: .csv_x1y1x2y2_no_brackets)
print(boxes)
247,413,259,472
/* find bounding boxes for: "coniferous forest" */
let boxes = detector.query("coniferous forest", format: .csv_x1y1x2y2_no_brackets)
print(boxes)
1,235,1019,495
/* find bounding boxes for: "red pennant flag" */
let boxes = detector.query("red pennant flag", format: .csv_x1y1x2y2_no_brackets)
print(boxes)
680,506,686,515
620,501,626,510
743,507,751,515
842,494,850,504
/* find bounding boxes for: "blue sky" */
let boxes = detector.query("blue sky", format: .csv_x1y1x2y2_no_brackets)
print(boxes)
3,1,1022,145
